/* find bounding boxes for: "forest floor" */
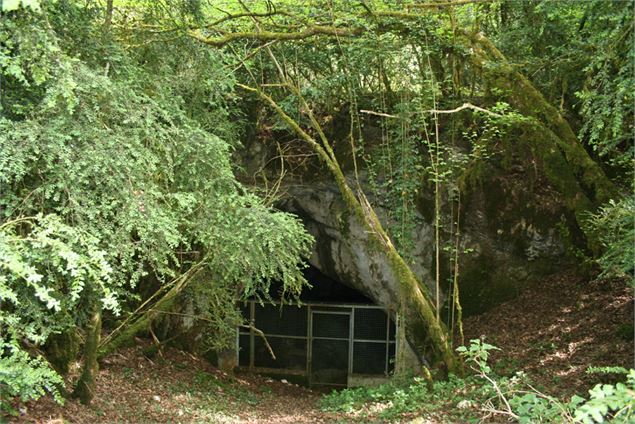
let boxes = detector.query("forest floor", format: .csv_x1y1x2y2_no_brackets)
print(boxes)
15,271,634,424
464,271,633,397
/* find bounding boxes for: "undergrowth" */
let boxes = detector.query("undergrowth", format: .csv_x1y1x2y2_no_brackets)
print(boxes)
321,340,635,423
321,373,490,422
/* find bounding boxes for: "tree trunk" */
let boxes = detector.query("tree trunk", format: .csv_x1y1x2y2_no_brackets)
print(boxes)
104,0,113,30
73,304,101,405
349,190,460,375
98,264,204,359
462,31,617,252
44,329,80,377
465,32,617,206
97,286,180,359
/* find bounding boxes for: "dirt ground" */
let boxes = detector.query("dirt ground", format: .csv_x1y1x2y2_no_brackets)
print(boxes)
13,271,634,423
15,346,339,423
464,271,634,396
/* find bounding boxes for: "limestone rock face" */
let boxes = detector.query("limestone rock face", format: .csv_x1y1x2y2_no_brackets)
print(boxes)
282,184,405,312
280,173,569,317
239,117,575,317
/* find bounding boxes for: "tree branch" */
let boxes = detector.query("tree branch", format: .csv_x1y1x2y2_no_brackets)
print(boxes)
406,0,493,8
429,102,502,117
239,324,276,360
189,25,363,46
142,309,278,360
236,83,334,168
359,102,503,119
208,9,281,27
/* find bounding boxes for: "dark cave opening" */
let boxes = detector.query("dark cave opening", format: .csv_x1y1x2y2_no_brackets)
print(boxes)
297,265,373,303
239,264,395,388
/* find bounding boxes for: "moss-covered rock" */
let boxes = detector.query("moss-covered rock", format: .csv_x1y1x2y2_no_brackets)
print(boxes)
44,329,81,376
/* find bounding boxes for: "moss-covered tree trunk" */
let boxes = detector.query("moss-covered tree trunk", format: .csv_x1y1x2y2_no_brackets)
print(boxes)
73,302,101,405
341,180,460,375
97,265,204,359
45,329,80,377
97,284,181,359
464,31,617,250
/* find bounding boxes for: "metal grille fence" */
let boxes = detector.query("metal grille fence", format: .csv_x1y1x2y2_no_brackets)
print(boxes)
237,301,397,387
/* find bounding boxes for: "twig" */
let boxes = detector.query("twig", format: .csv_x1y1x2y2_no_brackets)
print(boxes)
148,324,164,359
428,102,502,117
240,324,277,361
227,40,278,72
473,366,519,420
189,25,362,47
407,0,493,8
480,403,518,422
359,109,401,119
99,262,205,348
0,216,36,230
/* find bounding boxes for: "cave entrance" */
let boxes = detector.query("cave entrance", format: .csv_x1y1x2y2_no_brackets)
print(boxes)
236,265,397,388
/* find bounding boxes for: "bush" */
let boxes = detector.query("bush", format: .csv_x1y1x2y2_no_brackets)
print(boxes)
321,340,635,423
574,369,635,423
585,197,635,285
0,342,64,415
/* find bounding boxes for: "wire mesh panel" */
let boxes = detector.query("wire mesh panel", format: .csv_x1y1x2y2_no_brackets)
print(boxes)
312,305,351,312
311,339,349,385
354,308,388,340
238,334,250,367
254,303,307,336
254,337,307,370
352,341,388,374
312,312,349,339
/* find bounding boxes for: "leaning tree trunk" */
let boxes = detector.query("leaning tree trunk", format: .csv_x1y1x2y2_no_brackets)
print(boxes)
97,286,180,359
98,264,204,359
464,31,617,251
341,180,460,375
239,83,461,376
73,301,102,405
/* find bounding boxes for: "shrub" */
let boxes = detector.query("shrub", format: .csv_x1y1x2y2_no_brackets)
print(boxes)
585,197,635,285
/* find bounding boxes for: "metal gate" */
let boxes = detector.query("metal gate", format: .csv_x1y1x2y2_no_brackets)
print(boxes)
237,301,396,387
310,310,350,385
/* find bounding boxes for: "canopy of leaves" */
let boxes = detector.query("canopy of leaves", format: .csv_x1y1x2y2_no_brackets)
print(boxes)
484,0,634,175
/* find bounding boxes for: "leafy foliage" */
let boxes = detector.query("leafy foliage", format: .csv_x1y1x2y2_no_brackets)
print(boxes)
0,341,64,415
1,0,312,409
0,214,116,412
460,339,635,424
575,1,634,173
456,338,500,374
323,340,635,423
574,370,635,423
584,197,635,284
1,215,117,343
486,0,634,177
321,373,491,422
0,0,40,13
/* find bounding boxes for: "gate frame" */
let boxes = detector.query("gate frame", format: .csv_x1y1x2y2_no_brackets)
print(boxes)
237,300,398,387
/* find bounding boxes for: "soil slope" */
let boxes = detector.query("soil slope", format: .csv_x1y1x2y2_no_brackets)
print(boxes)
464,271,633,395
